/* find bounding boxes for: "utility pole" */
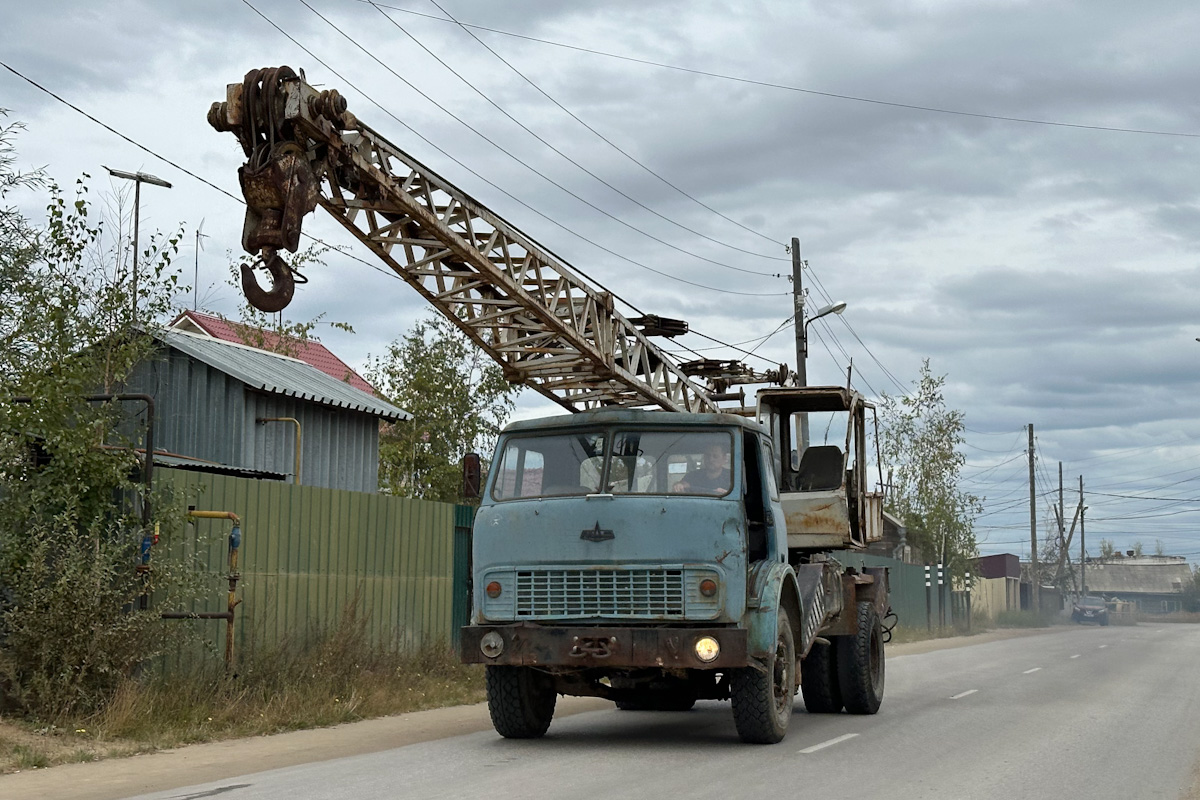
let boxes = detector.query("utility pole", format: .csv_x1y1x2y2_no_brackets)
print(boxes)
1079,475,1086,595
791,237,809,450
105,167,172,319
1028,424,1039,611
1058,461,1065,568
194,219,208,311
789,237,846,450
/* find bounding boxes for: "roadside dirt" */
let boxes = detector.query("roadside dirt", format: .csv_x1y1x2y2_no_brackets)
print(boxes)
0,626,1059,800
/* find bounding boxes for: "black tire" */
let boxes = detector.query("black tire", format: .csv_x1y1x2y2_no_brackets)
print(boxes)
485,666,557,738
837,601,885,715
800,638,843,713
731,607,796,744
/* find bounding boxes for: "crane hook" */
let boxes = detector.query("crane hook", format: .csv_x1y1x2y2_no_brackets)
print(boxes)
240,249,295,313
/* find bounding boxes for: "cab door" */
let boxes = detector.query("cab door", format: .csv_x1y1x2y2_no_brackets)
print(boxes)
742,432,784,563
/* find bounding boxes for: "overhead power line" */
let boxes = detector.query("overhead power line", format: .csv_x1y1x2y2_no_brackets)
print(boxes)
412,0,785,254
361,0,1200,139
0,56,762,370
299,1,788,287
365,2,786,272
240,2,785,300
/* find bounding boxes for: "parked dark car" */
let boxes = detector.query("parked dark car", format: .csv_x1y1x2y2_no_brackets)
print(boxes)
1072,596,1110,626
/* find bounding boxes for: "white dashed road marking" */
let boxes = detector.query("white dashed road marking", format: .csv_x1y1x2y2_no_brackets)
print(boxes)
1070,654,1080,659
950,690,978,700
799,733,859,754
1023,667,1042,674
1099,645,1108,649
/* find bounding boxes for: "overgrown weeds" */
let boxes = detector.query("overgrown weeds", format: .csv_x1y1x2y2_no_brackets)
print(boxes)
1,615,483,773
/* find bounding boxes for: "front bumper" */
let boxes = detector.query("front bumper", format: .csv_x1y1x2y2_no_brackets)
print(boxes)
461,623,748,669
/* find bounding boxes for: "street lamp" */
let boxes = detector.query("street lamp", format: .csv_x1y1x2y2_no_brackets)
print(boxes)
104,166,172,319
797,300,847,387
795,298,847,450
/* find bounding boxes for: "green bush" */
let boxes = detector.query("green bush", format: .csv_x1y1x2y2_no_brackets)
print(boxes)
0,130,196,720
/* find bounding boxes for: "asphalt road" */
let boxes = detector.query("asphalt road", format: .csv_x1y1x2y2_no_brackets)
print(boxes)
125,624,1200,800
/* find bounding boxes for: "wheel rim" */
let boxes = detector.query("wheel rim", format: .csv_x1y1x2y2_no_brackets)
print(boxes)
772,632,791,716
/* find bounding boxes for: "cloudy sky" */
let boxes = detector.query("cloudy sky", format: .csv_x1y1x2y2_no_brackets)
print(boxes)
4,0,1200,560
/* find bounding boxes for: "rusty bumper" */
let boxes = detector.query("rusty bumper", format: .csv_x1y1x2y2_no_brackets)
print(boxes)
461,624,748,669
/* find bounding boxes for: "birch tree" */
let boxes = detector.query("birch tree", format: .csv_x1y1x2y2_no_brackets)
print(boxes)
878,360,981,574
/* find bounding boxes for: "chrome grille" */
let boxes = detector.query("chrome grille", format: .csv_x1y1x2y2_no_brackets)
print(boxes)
516,568,685,619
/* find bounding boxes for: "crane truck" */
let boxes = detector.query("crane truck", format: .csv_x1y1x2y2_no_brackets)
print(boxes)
209,67,891,744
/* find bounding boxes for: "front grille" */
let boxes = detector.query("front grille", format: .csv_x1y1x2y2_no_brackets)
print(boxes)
516,568,685,619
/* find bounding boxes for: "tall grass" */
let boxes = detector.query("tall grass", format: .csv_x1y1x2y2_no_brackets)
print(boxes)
93,610,484,747
0,600,484,772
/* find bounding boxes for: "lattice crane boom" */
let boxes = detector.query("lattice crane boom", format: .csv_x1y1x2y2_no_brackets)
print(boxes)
209,67,739,413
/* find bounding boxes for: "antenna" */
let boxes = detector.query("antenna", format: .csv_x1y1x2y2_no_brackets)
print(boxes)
194,219,209,310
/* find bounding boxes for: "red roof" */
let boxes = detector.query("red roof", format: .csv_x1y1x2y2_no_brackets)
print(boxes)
168,310,377,396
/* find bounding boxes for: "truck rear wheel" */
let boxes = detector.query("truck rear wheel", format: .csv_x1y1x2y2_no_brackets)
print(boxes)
486,665,557,738
800,638,843,713
836,601,885,715
731,607,795,744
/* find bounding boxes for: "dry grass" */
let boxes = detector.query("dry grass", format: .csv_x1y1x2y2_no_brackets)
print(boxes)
887,625,962,645
0,632,484,774
0,720,146,773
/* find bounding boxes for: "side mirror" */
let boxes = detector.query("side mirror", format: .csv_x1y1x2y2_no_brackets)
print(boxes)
462,453,482,499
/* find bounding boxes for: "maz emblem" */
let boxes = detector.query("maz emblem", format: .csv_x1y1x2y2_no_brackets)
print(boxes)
580,521,614,542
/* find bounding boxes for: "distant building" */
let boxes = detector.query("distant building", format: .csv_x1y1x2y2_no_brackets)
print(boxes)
865,511,920,563
1081,554,1192,614
121,327,409,493
169,310,377,396
973,553,1021,619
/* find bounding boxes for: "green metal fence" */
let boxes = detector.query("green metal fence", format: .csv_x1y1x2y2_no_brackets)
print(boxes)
834,551,929,630
158,470,459,662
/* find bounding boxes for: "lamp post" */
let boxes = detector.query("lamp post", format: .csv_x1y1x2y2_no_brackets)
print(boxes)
104,167,172,319
795,299,847,449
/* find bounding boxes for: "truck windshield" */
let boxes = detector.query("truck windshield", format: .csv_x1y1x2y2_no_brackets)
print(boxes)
491,429,735,499
611,430,733,496
492,432,606,499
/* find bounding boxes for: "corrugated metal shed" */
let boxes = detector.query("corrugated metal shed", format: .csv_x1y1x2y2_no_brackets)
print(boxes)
158,329,408,421
120,330,411,494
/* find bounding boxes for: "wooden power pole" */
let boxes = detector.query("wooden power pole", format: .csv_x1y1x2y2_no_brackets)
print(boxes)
1028,424,1039,610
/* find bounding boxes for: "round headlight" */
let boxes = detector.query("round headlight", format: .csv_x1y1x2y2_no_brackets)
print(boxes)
480,631,505,658
694,635,720,663
699,579,718,597
485,581,502,599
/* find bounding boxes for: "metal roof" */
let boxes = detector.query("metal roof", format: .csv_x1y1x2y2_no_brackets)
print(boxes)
152,451,288,481
156,329,410,422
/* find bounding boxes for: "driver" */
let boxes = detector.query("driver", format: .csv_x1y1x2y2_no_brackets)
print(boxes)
673,440,731,496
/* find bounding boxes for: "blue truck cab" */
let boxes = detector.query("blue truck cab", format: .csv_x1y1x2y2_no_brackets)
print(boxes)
462,394,888,744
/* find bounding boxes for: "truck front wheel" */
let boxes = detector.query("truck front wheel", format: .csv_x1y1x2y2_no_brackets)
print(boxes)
836,601,885,714
731,607,795,744
486,665,557,738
